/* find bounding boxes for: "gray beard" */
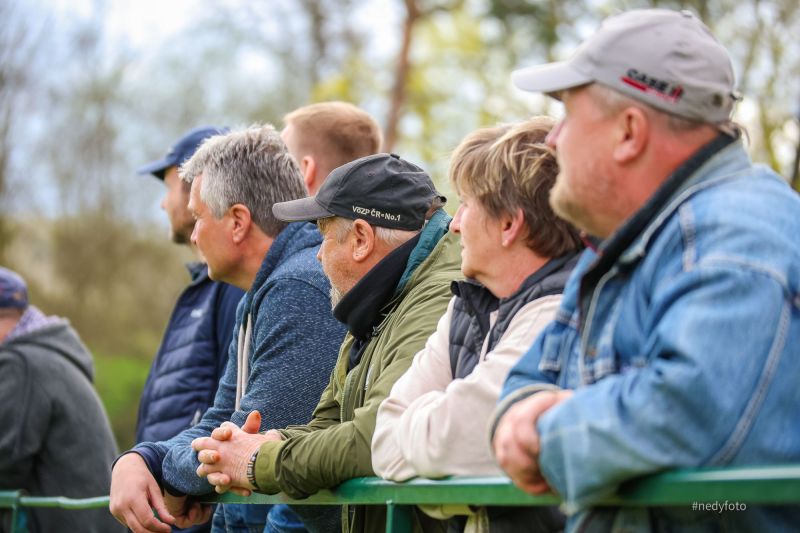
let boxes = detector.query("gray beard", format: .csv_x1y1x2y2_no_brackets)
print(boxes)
170,228,191,245
329,286,343,310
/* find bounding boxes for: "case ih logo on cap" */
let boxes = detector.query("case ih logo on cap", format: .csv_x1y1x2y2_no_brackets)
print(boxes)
621,68,683,103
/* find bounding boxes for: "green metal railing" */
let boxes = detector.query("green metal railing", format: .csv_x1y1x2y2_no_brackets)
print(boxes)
3,465,799,533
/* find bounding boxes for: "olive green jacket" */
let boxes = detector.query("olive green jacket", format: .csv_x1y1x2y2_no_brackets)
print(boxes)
254,227,462,533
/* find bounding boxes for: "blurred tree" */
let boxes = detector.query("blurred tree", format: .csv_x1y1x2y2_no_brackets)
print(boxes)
483,0,800,178
0,0,797,448
0,1,47,263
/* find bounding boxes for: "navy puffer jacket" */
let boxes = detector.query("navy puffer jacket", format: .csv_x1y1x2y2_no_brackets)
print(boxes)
135,262,243,444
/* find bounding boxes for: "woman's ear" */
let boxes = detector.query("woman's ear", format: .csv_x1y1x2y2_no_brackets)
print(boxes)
500,208,526,247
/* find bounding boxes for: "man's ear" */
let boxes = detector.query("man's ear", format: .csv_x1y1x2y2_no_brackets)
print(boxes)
350,219,376,263
500,208,526,248
301,156,318,194
228,204,253,244
613,106,649,163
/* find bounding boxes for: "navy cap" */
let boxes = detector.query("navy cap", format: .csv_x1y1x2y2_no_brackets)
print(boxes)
137,126,228,180
272,153,445,231
0,267,28,310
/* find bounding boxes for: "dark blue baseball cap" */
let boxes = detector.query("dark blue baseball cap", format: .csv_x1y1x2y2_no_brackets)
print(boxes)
0,267,28,310
137,126,229,180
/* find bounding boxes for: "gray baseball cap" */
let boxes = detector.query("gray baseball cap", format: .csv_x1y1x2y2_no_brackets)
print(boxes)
512,9,739,123
272,153,445,231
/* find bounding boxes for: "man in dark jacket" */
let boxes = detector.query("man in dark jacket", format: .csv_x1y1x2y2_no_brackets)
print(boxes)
133,126,244,533
110,125,346,533
0,267,123,533
134,126,244,451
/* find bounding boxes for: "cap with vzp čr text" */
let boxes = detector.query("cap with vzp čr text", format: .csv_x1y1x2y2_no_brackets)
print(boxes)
272,153,445,231
512,9,739,124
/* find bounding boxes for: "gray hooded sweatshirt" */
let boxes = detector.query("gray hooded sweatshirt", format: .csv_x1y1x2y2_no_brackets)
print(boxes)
0,317,123,533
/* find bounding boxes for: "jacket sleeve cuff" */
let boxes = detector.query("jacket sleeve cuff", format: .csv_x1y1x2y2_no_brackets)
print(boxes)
487,383,562,452
161,480,187,497
254,440,287,494
123,445,164,484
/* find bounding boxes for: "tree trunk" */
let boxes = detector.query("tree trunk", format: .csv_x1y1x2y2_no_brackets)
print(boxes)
383,0,420,152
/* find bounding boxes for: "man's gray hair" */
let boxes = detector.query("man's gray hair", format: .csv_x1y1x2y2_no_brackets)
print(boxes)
180,124,307,237
588,83,706,133
318,217,418,249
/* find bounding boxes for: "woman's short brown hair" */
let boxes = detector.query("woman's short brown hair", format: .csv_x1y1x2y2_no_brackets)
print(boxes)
449,117,582,258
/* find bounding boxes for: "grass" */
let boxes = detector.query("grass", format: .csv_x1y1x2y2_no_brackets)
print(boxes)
93,352,151,451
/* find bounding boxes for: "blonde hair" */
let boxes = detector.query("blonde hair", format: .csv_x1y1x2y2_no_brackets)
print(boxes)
449,117,582,257
284,102,383,172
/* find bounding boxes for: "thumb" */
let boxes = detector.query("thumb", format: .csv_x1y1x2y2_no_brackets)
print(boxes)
148,483,174,524
241,410,262,434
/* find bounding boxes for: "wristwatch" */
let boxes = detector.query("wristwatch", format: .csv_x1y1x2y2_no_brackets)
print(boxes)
246,449,261,491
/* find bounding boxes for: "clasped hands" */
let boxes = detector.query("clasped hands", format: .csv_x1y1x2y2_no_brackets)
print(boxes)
191,410,282,495
491,389,572,495
194,390,571,498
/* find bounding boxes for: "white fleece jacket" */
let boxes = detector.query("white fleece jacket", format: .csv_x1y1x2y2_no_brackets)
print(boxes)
371,293,561,481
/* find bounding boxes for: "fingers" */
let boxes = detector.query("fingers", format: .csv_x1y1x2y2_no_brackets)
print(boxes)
121,505,173,533
196,462,219,478
146,483,175,526
494,406,543,491
119,510,172,533
510,409,540,456
208,421,238,441
210,425,233,441
208,471,232,488
197,449,220,465
229,486,253,497
241,410,262,434
175,502,212,528
109,455,173,533
513,473,551,495
192,436,221,452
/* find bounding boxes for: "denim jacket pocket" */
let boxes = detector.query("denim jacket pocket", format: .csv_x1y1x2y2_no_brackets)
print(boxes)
579,296,624,385
538,308,577,375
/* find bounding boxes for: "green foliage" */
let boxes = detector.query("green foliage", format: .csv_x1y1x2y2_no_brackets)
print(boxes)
94,350,152,451
5,214,188,448
1,0,798,453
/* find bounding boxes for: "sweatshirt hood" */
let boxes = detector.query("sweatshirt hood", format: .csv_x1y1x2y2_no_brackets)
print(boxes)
4,319,95,382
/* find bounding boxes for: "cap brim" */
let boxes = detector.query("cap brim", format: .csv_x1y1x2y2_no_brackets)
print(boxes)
512,61,593,95
272,197,334,222
136,157,173,179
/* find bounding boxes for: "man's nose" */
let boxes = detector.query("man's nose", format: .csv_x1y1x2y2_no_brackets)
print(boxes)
545,120,563,149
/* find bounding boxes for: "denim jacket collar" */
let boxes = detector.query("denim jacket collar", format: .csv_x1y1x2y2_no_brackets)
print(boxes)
619,136,753,265
577,133,742,327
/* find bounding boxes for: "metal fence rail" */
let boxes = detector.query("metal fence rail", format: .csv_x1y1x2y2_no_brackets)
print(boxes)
2,465,799,533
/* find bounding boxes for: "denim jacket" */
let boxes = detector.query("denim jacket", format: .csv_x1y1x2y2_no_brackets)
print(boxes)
493,137,800,532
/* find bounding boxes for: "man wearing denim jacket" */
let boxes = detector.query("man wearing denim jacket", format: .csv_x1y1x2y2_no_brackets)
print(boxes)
490,9,800,532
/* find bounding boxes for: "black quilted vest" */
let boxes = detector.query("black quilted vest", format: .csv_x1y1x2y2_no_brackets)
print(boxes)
448,253,580,379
